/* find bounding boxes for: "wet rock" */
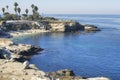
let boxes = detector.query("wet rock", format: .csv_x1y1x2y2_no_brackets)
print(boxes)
84,24,101,31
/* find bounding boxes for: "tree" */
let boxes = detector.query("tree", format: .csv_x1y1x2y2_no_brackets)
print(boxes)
14,2,18,8
22,14,27,17
34,6,38,12
6,5,9,12
18,7,21,15
25,9,29,16
14,8,18,14
31,4,35,14
32,10,35,14
14,2,18,14
3,14,19,20
2,8,5,14
31,4,35,9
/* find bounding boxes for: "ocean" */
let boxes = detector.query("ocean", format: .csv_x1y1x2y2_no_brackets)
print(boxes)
13,14,120,80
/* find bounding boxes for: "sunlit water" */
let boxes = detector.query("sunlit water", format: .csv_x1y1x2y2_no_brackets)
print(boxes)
13,14,120,80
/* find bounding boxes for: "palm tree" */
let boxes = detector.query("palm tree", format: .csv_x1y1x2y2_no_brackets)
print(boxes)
2,8,5,14
14,7,18,14
31,4,35,9
6,5,9,12
31,4,35,14
14,2,18,8
25,9,29,16
34,6,38,12
17,7,21,15
14,2,18,14
32,10,35,14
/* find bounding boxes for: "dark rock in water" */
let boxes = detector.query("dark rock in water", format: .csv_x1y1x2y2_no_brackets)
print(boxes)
84,24,101,31
18,45,44,56
0,29,11,38
0,47,11,59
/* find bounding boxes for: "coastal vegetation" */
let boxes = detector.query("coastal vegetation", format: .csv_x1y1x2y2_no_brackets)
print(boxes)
0,2,101,34
0,2,42,21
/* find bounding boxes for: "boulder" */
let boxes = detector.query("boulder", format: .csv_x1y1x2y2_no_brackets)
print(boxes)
23,60,29,69
0,47,11,59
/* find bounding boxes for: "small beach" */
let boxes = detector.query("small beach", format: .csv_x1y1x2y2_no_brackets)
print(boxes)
10,29,50,37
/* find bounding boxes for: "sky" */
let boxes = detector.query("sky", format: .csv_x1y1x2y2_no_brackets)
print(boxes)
0,0,120,14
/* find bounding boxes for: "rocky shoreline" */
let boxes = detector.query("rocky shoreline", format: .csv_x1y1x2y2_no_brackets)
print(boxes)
0,20,101,38
9,29,50,37
0,38,110,80
0,20,110,80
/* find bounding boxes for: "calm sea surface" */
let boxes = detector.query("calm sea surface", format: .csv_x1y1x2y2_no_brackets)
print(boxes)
13,14,120,80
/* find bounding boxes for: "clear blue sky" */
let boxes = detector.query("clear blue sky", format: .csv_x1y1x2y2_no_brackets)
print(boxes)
0,0,120,14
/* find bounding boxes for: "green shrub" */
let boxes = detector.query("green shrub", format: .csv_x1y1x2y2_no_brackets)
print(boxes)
3,14,19,20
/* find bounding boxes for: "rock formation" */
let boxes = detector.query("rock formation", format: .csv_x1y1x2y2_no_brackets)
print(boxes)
47,20,84,32
0,38,43,61
84,24,101,31
1,20,100,33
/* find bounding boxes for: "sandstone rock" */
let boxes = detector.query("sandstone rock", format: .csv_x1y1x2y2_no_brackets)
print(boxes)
12,77,18,80
0,38,13,47
48,20,84,32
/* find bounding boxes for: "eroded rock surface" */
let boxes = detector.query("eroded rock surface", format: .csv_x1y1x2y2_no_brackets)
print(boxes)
48,20,84,32
0,38,43,61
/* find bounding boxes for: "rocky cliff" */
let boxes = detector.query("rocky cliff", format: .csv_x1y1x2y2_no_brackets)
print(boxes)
0,38,43,61
47,20,84,32
1,20,100,33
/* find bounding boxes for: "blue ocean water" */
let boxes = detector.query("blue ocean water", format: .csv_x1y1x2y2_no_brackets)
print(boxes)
13,14,120,80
